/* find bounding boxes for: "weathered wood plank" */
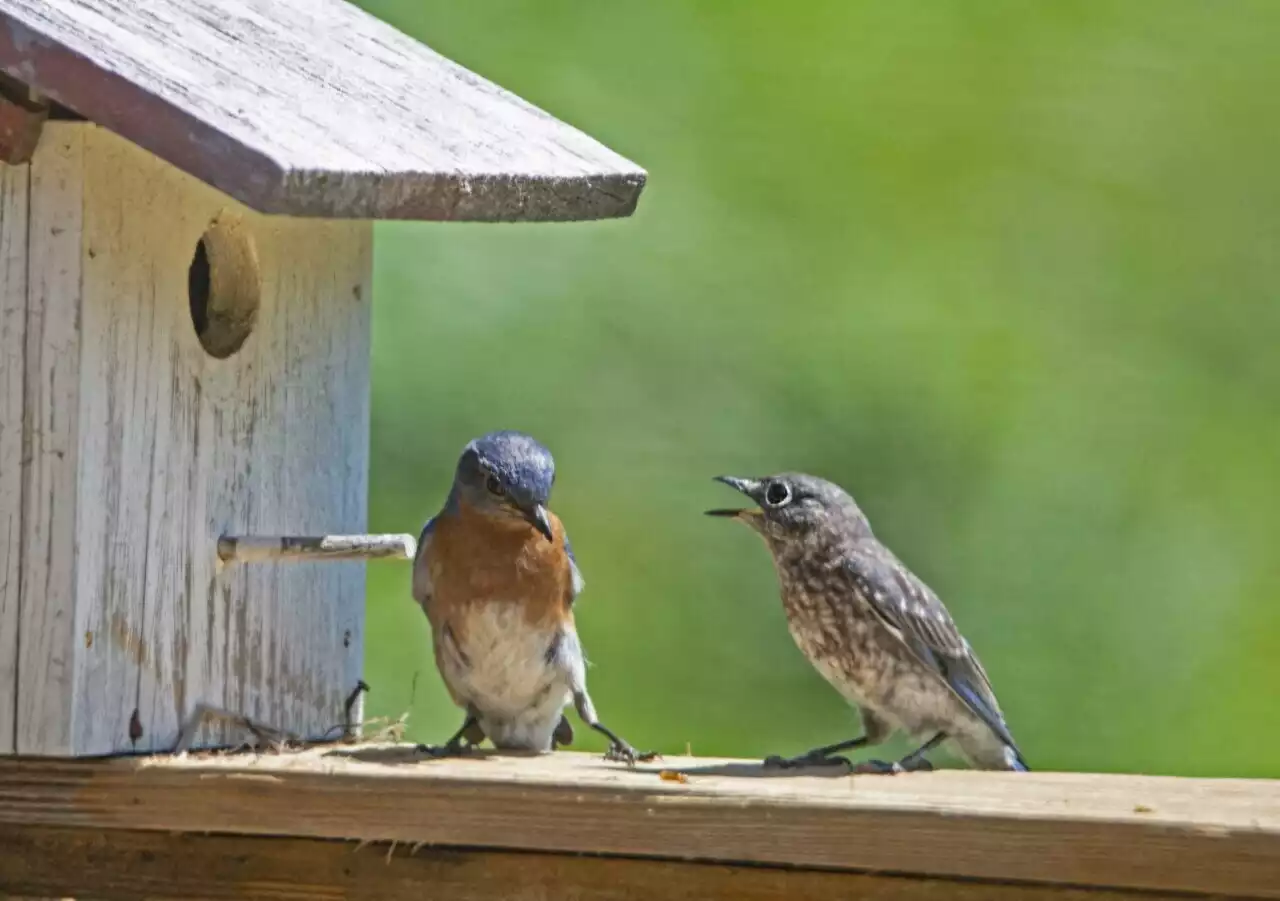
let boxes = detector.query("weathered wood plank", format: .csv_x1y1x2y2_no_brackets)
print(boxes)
225,193,370,752
75,121,171,755
0,157,26,754
0,0,645,222
0,824,1228,901
66,123,370,755
15,123,82,756
0,749,1275,898
7,122,369,757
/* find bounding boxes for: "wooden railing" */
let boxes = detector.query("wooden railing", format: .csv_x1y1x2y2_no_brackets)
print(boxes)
0,746,1275,899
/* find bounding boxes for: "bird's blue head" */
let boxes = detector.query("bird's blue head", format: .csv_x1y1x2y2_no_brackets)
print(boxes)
451,430,557,541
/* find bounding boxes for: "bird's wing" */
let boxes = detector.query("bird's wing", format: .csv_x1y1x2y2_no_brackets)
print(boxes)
410,516,437,610
563,531,586,603
843,543,1019,751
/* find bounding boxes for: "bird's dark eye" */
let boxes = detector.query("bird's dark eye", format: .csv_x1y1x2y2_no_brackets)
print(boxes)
764,481,791,507
486,476,504,496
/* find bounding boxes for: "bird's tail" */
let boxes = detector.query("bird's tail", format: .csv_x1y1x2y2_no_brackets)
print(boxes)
1008,746,1031,772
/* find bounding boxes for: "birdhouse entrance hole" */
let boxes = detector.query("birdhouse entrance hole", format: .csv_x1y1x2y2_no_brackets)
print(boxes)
188,217,261,358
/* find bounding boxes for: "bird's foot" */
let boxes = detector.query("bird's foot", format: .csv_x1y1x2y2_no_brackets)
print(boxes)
416,741,475,759
897,755,934,773
848,758,903,775
847,756,933,775
603,740,659,767
762,751,853,771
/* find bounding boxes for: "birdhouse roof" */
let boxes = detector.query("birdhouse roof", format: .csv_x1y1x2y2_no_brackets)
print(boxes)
0,0,646,222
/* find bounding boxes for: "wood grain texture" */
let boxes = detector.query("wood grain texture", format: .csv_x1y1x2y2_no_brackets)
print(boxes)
11,122,369,757
0,156,25,755
15,124,82,755
0,0,646,222
0,824,1233,901
0,749,1276,897
72,122,370,755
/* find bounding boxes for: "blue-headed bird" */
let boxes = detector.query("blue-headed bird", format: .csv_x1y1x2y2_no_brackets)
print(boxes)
412,430,652,763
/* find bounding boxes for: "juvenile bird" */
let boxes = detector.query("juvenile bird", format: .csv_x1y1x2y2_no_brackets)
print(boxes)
707,473,1028,773
412,430,652,763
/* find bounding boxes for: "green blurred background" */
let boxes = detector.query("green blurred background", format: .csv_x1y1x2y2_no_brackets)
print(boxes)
357,0,1279,777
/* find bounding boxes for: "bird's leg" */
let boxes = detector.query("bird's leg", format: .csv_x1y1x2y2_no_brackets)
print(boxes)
765,711,897,772
763,735,869,770
849,732,947,774
417,712,484,758
895,731,946,773
572,689,658,766
593,721,659,765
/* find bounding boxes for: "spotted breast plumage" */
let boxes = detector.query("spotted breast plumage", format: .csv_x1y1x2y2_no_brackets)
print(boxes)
412,430,651,762
708,472,1028,773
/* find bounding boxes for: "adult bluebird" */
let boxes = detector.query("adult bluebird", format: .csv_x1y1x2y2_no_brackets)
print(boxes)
707,473,1028,773
412,430,653,763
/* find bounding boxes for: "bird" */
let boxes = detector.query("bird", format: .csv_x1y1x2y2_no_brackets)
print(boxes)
706,473,1028,773
411,429,653,764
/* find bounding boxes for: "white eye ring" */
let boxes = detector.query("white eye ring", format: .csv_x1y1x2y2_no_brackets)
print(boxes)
764,481,792,507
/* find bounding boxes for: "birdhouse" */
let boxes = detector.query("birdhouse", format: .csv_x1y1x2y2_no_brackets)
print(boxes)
0,0,644,757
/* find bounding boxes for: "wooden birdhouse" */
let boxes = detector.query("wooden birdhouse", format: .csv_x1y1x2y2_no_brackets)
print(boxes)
0,0,644,757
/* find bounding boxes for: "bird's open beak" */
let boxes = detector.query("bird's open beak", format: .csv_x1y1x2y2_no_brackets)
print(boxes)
525,503,555,542
705,475,763,520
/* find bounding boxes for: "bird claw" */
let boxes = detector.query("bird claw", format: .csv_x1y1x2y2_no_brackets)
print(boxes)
850,758,904,775
764,755,931,775
900,756,934,773
416,741,474,759
763,752,852,771
604,742,659,766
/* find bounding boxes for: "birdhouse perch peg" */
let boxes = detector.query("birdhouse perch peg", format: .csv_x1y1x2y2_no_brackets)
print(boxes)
217,534,418,565
0,0,646,758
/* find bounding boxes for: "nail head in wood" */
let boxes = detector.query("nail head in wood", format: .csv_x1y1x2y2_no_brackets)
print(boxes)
217,534,417,564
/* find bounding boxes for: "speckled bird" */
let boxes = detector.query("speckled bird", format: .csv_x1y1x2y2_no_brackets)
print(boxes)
707,473,1028,773
412,430,652,763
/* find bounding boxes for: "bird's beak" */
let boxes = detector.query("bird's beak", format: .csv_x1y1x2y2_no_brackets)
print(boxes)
705,475,763,521
525,503,555,542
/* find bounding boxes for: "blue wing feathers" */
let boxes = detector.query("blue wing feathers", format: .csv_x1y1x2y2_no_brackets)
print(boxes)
563,531,585,599
411,516,438,606
847,549,1026,764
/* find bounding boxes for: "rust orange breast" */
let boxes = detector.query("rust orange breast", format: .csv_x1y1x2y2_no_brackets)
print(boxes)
426,500,574,634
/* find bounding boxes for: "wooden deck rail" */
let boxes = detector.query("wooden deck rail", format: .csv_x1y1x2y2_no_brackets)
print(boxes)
0,746,1275,899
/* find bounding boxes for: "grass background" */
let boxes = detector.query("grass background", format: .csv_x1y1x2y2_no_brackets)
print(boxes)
357,0,1280,776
